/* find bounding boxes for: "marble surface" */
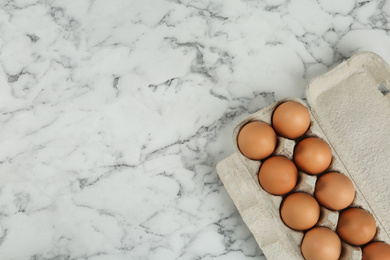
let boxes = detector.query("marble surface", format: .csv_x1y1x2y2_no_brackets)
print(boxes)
0,0,389,259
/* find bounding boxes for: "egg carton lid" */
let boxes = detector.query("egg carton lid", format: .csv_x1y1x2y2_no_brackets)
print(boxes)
306,51,390,237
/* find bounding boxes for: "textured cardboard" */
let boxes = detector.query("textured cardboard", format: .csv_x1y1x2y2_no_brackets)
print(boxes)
216,52,390,260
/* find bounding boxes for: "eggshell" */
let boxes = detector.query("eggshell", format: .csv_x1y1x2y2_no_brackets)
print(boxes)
237,121,277,160
315,172,355,210
337,208,377,246
301,227,341,260
294,137,332,175
258,156,298,195
272,101,311,139
280,192,320,230
362,242,390,260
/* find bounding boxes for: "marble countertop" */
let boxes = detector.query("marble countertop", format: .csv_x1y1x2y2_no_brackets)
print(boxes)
0,0,389,259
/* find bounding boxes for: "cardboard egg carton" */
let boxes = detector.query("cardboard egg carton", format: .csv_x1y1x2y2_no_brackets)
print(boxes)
216,52,390,260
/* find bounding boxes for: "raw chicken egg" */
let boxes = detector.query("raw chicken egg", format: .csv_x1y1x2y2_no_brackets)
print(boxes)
363,242,390,260
237,121,277,160
337,208,376,246
301,227,341,260
272,101,311,139
294,137,332,175
258,156,298,195
280,192,320,230
315,172,355,210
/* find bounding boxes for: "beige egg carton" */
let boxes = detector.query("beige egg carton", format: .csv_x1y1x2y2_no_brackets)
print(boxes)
216,52,390,260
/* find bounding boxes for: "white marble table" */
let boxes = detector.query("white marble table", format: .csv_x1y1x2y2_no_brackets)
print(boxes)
0,0,389,259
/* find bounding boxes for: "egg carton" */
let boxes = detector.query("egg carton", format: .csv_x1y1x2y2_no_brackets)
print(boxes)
216,52,390,260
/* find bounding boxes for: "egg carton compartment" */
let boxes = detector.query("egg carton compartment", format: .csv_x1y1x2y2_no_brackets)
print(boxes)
222,96,389,260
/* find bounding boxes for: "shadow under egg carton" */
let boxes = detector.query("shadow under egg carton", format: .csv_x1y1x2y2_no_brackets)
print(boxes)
223,96,389,260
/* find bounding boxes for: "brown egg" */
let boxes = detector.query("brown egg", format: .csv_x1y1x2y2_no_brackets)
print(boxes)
258,156,298,195
315,172,355,210
294,137,332,175
237,121,277,160
363,242,390,260
337,208,377,246
280,192,320,230
301,227,341,260
272,101,311,139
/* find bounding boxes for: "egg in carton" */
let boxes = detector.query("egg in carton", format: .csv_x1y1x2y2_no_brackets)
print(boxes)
216,52,390,260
